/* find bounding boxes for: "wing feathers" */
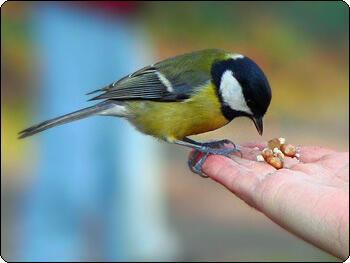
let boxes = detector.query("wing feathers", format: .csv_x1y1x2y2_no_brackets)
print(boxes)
87,63,207,102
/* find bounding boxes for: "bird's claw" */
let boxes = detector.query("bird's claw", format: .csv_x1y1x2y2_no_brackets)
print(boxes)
188,141,242,178
188,151,209,178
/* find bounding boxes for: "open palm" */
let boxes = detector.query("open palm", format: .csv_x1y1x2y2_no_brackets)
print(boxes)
198,142,349,260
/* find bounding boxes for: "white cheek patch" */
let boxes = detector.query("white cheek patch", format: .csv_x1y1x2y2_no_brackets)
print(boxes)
229,53,244,60
220,70,252,114
156,72,173,92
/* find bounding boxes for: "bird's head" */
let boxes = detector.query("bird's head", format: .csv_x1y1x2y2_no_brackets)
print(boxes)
211,54,272,135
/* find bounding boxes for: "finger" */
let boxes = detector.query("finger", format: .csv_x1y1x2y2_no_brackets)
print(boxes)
202,155,257,204
298,146,336,163
202,155,275,208
188,146,260,163
189,146,277,172
237,145,263,161
188,145,280,180
231,153,278,175
188,142,266,162
316,151,349,177
234,146,278,171
240,141,267,150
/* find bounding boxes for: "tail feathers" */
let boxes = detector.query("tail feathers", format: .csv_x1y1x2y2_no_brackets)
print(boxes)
18,102,113,139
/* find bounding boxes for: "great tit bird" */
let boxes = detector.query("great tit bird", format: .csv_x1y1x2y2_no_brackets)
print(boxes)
19,49,272,177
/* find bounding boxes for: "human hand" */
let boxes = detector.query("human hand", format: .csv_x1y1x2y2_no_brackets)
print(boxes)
196,142,349,260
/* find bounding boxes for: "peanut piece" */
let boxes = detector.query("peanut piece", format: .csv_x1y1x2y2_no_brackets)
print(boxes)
266,156,283,169
262,148,273,159
268,138,281,150
278,137,286,144
256,154,265,162
280,144,297,157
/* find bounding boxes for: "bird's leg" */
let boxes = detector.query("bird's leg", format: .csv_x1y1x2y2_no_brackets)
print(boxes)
173,137,242,177
184,137,237,150
181,137,242,156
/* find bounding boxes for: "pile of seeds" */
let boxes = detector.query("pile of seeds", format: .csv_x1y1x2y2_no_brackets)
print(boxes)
256,138,300,169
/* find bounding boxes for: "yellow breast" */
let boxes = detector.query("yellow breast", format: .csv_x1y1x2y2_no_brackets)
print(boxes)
126,82,229,141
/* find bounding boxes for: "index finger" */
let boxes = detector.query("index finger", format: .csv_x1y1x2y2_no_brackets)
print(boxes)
202,154,275,208
240,141,267,150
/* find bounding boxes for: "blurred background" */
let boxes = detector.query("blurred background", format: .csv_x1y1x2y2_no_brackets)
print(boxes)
1,1,348,261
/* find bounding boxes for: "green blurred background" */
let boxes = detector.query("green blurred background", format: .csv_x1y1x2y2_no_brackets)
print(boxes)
1,1,348,261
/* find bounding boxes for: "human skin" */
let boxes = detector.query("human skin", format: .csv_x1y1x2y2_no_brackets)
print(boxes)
195,143,349,260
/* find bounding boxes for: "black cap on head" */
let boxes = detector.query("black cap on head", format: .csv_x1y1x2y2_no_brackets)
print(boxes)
211,55,272,135
212,56,272,119
229,56,272,118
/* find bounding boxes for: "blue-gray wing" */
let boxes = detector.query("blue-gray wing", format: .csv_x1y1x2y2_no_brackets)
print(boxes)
88,65,210,102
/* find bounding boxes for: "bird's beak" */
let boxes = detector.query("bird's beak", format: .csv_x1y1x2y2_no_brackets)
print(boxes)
252,116,263,135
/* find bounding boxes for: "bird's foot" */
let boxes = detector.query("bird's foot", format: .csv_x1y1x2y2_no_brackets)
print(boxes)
188,141,242,178
201,139,237,149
